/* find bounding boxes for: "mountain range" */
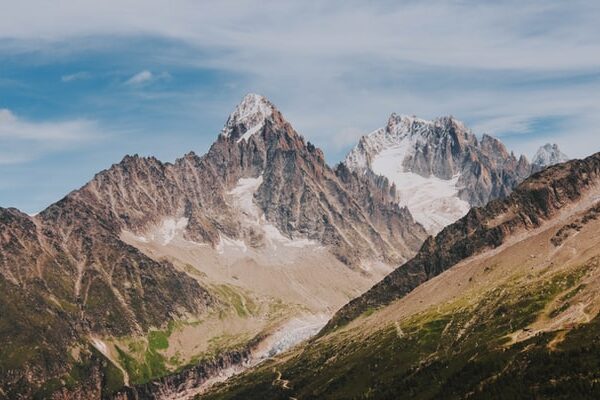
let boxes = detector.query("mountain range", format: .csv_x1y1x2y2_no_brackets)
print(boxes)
202,149,600,400
344,115,560,234
0,94,578,399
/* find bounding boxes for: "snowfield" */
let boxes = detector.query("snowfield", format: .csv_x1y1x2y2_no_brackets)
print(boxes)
345,114,472,234
135,217,189,245
371,146,469,234
226,175,317,249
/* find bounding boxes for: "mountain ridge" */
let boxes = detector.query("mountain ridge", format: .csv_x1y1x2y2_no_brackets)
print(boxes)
199,152,600,400
325,150,600,333
0,93,581,399
344,113,532,233
0,94,426,398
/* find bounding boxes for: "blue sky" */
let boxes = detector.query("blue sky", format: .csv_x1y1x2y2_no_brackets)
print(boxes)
1,1,600,213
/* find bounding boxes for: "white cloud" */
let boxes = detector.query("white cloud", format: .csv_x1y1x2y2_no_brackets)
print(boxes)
125,70,153,85
124,70,171,86
1,1,599,71
0,109,102,164
61,71,91,82
0,1,599,161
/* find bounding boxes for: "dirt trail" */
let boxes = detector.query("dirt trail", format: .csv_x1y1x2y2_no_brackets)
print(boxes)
272,367,291,390
547,331,567,351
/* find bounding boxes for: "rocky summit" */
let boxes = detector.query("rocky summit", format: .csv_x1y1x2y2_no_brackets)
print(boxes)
532,142,570,171
345,114,533,234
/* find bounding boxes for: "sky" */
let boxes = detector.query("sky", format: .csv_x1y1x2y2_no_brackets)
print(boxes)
1,0,600,214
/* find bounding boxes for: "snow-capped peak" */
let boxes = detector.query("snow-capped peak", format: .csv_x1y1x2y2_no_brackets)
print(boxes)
343,114,475,234
221,93,275,143
532,143,569,168
344,114,469,172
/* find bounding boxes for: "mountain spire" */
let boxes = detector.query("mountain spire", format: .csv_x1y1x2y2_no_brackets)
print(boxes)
344,114,532,234
221,93,275,143
532,143,569,169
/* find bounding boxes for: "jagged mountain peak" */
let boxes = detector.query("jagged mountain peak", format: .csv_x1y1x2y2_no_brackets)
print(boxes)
432,115,468,131
382,114,468,140
386,113,426,130
479,133,513,163
344,114,532,234
221,93,277,143
0,92,431,397
118,153,162,166
532,143,569,168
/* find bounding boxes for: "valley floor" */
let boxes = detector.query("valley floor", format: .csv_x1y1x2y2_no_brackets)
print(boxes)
85,218,394,398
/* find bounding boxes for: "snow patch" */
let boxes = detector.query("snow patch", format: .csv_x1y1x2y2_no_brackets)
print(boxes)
228,176,263,218
133,217,189,245
372,146,470,234
160,217,189,244
237,122,264,143
216,235,248,254
262,225,315,248
152,217,188,245
258,314,329,359
221,93,273,143
226,175,317,250
90,338,109,357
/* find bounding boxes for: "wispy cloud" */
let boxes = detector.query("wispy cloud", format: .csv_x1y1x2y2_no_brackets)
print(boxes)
2,1,599,71
124,69,171,86
0,108,102,164
125,70,153,85
1,1,600,211
1,2,598,159
61,71,91,82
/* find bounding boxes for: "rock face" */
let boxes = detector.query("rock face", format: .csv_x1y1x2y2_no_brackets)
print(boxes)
114,344,257,400
0,202,211,398
344,115,532,233
325,151,600,332
188,94,426,266
532,143,569,171
0,94,427,398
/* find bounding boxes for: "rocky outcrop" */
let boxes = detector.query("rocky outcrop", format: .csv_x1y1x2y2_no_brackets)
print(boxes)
324,152,600,333
113,344,257,400
532,143,569,171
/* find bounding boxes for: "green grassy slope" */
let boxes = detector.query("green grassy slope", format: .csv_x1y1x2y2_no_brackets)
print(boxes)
201,257,600,400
